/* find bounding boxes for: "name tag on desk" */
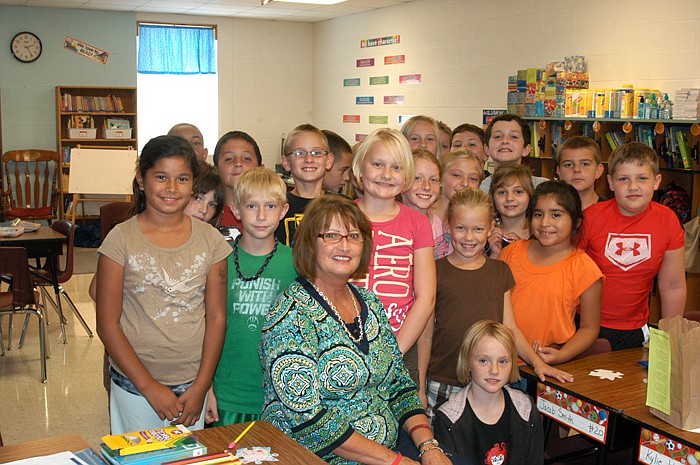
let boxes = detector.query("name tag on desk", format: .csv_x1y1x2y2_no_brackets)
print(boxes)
536,383,609,443
638,428,699,465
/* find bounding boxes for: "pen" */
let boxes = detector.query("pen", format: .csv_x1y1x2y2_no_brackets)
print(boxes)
229,421,256,449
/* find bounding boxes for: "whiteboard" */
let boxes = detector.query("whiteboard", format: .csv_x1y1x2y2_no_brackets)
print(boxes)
69,148,137,194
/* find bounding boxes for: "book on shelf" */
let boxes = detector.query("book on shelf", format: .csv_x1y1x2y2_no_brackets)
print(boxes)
101,424,194,456
60,92,125,113
673,127,693,169
106,117,131,129
605,131,625,150
100,437,207,465
69,114,94,129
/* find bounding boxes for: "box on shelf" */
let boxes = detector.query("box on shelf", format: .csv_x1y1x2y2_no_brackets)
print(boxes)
68,128,97,139
104,128,133,139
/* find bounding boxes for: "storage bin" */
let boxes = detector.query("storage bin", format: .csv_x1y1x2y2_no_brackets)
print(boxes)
68,128,97,139
103,128,132,139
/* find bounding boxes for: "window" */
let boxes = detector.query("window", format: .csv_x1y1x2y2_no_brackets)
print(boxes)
137,23,218,156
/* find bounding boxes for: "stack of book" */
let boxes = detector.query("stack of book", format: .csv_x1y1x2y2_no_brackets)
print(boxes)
99,425,208,465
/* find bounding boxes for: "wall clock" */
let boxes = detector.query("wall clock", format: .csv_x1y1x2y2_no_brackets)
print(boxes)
11,31,42,63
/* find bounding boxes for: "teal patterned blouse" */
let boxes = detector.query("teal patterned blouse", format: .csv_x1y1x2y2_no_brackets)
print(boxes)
260,278,423,465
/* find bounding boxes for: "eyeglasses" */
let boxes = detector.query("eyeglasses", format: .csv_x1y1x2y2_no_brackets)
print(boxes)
317,232,365,244
286,149,328,159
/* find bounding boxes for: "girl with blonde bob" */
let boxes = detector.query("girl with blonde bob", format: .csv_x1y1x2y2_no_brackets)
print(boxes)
351,128,436,405
433,320,544,465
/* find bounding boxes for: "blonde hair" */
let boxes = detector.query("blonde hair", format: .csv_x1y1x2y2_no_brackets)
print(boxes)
352,128,415,194
233,167,288,207
608,141,659,177
446,187,494,225
441,148,484,184
283,123,329,156
456,320,520,385
401,115,442,157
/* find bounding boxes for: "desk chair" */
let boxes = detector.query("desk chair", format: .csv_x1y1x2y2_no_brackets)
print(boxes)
27,220,93,343
1,149,60,225
0,247,47,383
99,201,132,244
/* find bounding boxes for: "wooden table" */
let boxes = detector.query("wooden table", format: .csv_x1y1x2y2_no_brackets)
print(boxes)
521,348,650,464
522,347,700,465
196,421,327,465
0,226,68,344
0,434,89,462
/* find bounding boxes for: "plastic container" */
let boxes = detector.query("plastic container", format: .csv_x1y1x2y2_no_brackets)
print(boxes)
103,128,132,139
68,128,97,139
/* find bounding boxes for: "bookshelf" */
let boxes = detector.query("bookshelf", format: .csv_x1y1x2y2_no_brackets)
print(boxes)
522,116,700,320
523,116,700,218
55,86,137,218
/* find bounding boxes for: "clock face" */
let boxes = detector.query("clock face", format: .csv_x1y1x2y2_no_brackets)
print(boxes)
11,32,42,63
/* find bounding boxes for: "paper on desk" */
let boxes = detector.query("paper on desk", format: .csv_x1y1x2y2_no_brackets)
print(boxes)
3,451,88,465
646,327,671,415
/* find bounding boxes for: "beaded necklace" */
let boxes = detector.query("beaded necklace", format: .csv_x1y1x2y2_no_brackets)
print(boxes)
310,282,364,343
233,236,278,282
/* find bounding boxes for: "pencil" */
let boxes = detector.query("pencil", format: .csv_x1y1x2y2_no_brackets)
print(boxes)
228,421,256,449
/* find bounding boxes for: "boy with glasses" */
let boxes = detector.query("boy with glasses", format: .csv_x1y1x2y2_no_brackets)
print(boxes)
275,124,334,246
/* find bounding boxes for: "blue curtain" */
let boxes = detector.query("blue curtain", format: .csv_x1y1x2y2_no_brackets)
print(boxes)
138,24,215,75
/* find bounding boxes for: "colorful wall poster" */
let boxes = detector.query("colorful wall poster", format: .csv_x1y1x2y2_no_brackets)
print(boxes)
370,76,389,85
384,95,405,105
399,74,422,84
482,109,507,126
355,134,368,142
64,36,109,64
344,78,361,87
384,55,405,65
398,115,416,124
369,115,389,124
343,115,361,123
356,58,375,67
361,35,400,48
356,96,374,105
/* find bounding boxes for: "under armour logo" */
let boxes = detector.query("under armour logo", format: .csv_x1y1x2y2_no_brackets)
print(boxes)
615,241,641,257
605,233,651,271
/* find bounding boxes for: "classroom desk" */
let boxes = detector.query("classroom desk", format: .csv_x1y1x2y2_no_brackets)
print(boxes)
0,434,90,462
522,347,700,465
624,404,700,464
520,348,649,464
0,226,68,343
196,421,327,465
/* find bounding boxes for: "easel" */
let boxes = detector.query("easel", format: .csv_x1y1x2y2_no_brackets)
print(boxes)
67,145,136,224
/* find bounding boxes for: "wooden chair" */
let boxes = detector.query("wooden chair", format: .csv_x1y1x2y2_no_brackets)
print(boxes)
99,201,132,244
1,150,60,225
0,247,47,383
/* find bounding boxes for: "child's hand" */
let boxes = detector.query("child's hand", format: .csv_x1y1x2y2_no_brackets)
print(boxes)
141,382,184,422
205,387,219,424
175,384,208,427
502,231,523,243
533,340,562,365
532,359,574,383
488,227,504,258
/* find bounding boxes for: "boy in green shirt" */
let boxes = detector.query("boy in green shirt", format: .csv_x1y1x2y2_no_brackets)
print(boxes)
206,167,297,425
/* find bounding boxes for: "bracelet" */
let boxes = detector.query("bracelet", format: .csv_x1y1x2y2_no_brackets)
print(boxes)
417,438,439,452
390,452,403,465
409,423,432,435
418,446,444,458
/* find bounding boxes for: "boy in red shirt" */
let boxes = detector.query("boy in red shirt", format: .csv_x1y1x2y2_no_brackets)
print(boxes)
579,142,686,350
